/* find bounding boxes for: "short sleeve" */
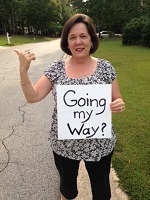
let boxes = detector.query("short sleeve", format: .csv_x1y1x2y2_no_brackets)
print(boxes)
108,62,117,81
44,60,63,82
104,60,117,81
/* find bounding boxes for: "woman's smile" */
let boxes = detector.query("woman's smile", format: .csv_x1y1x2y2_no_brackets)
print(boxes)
75,47,84,52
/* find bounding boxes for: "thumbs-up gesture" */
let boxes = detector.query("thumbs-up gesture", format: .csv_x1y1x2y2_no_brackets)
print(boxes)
14,49,36,73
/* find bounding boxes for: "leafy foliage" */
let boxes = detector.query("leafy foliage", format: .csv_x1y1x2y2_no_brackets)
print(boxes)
0,0,72,36
70,0,149,34
122,16,150,47
142,19,150,47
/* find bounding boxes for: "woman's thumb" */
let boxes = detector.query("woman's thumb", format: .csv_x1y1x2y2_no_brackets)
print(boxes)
14,49,20,55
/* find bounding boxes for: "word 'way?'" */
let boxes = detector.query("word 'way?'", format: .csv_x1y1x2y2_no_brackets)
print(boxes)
57,85,112,140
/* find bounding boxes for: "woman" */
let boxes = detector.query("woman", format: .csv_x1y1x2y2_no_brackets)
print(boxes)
14,14,125,200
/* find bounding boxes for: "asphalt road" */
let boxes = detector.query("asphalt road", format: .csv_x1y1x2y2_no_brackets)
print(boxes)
0,40,63,200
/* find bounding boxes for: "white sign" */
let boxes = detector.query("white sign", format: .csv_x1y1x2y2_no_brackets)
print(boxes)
57,85,112,140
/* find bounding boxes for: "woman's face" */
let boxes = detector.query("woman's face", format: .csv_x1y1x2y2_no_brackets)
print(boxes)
67,23,92,58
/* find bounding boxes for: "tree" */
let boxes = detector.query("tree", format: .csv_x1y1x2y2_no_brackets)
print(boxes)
122,16,150,47
142,18,150,47
0,0,12,34
60,0,73,25
70,0,87,13
22,0,62,36
69,0,149,33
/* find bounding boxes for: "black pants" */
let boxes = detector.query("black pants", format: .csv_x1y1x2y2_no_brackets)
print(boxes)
53,150,113,200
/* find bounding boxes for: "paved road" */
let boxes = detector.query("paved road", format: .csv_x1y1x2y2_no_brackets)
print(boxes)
0,40,128,200
0,40,63,200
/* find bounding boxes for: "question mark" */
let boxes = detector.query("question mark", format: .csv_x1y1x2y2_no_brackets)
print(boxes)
101,123,107,136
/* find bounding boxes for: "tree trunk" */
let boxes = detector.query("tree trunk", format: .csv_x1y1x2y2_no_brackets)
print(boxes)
10,0,15,35
27,22,32,35
21,20,25,35
0,20,7,34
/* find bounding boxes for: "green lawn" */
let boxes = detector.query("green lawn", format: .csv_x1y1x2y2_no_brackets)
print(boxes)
0,35,54,46
94,38,150,200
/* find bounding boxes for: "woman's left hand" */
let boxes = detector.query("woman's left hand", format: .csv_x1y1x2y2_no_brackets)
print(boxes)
110,98,125,113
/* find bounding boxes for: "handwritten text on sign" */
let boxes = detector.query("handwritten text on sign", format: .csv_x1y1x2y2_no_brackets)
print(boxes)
57,85,112,140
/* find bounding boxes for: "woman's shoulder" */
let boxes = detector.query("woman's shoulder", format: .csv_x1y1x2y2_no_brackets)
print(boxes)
50,60,64,67
45,60,64,71
44,60,65,81
96,58,114,69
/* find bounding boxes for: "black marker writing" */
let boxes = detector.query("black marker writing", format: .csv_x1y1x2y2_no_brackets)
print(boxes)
73,110,93,123
67,123,100,138
63,90,106,113
96,98,106,115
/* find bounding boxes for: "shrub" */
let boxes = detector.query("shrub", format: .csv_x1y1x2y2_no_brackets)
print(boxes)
122,16,149,47
142,19,150,47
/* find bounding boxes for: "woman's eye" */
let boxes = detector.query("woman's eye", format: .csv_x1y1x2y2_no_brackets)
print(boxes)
70,37,75,40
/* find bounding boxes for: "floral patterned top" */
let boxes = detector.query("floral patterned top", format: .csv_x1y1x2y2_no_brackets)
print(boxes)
44,58,117,161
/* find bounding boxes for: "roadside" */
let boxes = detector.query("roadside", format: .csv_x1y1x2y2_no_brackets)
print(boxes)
0,46,8,50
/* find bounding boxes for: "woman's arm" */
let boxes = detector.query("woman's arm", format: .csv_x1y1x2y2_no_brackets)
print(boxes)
14,49,52,103
110,79,125,113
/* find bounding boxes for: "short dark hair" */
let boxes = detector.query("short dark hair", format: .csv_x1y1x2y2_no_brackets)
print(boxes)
60,13,99,55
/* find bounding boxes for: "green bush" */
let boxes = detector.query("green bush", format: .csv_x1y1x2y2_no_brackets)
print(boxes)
122,16,149,47
142,20,150,47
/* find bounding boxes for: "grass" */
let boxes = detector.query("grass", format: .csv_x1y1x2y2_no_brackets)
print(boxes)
94,38,150,200
0,35,54,46
1,35,149,199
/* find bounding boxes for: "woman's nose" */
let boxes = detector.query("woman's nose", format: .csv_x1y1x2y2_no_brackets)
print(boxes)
75,37,82,44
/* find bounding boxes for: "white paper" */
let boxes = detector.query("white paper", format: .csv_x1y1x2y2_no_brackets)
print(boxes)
57,85,112,140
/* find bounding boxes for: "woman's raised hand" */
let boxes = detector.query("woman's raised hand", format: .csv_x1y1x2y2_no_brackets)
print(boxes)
14,49,36,73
